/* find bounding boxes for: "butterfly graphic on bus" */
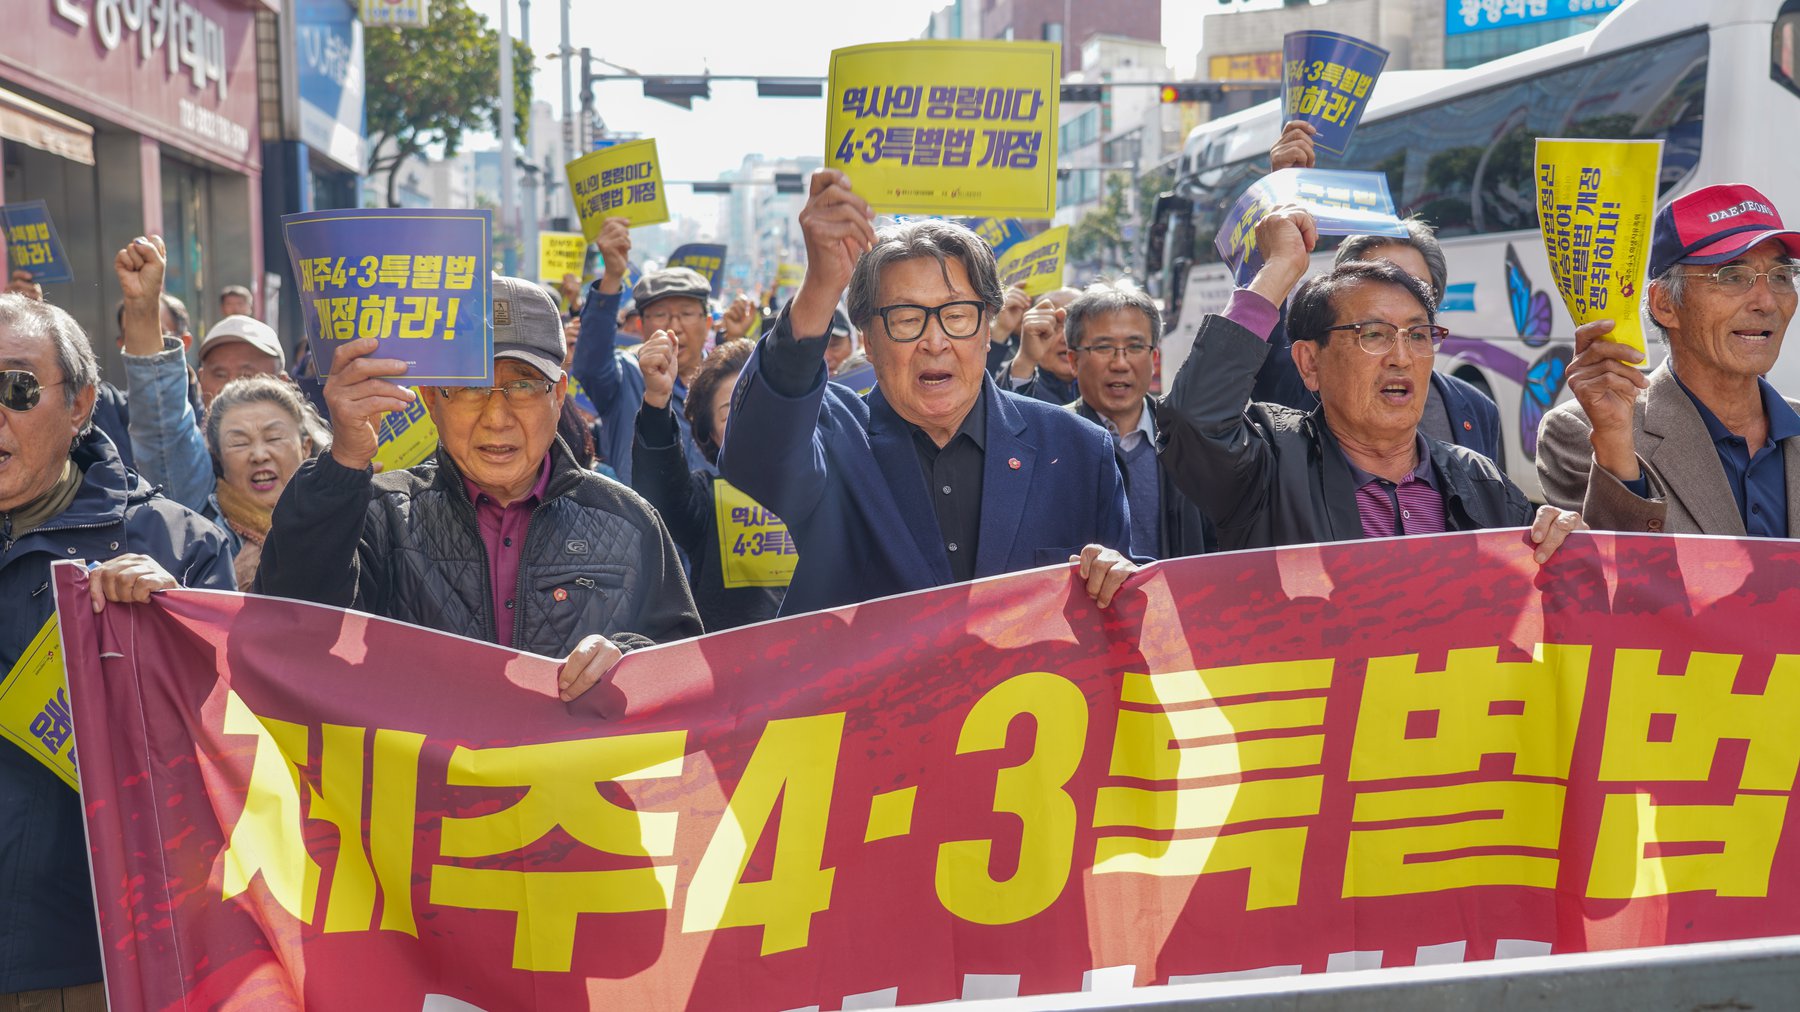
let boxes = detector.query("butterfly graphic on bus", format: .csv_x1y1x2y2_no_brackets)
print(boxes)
1504,243,1569,460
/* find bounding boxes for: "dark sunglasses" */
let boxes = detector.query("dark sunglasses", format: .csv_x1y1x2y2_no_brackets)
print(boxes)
0,370,66,412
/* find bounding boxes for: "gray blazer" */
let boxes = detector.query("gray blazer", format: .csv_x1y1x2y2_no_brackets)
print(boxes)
1536,361,1800,535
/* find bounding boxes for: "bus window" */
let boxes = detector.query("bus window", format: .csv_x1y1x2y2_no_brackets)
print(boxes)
1337,29,1707,237
1777,1,1800,98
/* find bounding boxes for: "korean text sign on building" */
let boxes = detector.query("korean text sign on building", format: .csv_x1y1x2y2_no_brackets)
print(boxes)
1216,168,1407,278
1447,0,1624,36
996,225,1068,297
57,530,1800,1010
565,138,670,239
1,201,73,284
281,208,493,384
1535,138,1661,357
1282,31,1389,157
825,40,1060,218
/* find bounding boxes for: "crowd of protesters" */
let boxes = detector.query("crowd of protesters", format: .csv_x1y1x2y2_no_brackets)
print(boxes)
2,108,1799,1001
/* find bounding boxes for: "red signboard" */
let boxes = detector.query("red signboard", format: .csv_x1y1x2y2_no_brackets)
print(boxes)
1,0,261,173
52,530,1800,1010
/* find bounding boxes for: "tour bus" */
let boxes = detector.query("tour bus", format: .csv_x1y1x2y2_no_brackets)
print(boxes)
1143,0,1800,497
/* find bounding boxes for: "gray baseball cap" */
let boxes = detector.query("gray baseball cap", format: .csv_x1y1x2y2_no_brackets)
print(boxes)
632,267,711,313
491,274,565,381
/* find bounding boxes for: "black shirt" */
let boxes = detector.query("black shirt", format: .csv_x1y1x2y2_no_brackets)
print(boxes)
759,306,988,584
911,394,986,583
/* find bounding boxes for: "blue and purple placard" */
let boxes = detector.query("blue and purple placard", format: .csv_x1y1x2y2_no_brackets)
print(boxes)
968,217,1029,257
281,208,493,384
1282,30,1389,157
666,243,727,297
1215,168,1409,281
1,201,73,285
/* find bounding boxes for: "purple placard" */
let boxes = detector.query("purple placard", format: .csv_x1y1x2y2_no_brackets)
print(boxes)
282,208,494,384
1281,31,1390,157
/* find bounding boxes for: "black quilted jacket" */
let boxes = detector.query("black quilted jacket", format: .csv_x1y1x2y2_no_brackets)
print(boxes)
257,438,701,656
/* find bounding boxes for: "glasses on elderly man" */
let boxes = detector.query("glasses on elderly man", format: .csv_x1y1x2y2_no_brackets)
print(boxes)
643,306,708,327
1675,263,1800,295
436,379,556,406
0,370,66,412
876,301,988,342
1321,321,1450,357
1074,342,1153,360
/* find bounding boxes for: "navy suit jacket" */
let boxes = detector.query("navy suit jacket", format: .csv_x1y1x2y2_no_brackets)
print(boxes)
719,328,1135,618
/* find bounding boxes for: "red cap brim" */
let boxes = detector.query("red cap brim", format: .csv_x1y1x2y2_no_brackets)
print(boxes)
1682,228,1800,265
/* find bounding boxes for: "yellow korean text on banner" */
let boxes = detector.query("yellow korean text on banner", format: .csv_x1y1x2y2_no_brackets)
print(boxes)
713,478,797,589
996,225,1069,298
565,138,670,240
538,231,587,285
1535,138,1662,357
825,40,1060,218
775,262,806,289
0,615,77,790
373,389,439,472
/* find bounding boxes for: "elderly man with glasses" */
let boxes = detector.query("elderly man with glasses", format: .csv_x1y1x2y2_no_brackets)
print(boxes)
1064,280,1212,561
1538,183,1800,536
717,170,1138,617
1158,205,1583,557
0,293,234,1007
258,276,700,697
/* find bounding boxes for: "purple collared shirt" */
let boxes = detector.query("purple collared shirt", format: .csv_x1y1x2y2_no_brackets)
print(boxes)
1345,434,1447,538
462,455,553,648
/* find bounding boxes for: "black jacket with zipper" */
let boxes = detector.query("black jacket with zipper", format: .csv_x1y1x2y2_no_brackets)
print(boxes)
257,437,701,656
1157,312,1531,552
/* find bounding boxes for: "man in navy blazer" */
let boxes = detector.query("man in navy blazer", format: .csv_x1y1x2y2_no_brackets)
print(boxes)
718,170,1138,617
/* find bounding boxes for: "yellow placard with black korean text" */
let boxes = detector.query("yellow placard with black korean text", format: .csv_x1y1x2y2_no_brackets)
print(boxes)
996,225,1069,298
775,262,806,289
566,139,671,240
825,40,1060,218
1535,138,1662,358
373,389,439,472
0,615,77,790
713,478,797,589
538,231,588,285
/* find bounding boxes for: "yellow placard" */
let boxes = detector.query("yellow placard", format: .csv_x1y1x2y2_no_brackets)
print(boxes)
713,478,798,589
1534,138,1662,357
0,615,78,791
825,40,1060,218
775,262,805,289
538,231,587,285
565,138,671,240
996,225,1069,298
373,389,439,472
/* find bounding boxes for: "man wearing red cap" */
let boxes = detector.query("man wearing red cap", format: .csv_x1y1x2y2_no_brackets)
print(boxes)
1538,183,1800,535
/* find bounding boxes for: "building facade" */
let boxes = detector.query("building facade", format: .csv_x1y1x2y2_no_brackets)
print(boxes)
0,0,267,373
979,0,1160,72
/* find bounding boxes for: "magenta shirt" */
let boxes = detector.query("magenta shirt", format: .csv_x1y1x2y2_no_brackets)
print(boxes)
462,455,553,648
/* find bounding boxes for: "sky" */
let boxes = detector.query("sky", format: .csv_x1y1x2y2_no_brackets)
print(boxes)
459,0,1220,234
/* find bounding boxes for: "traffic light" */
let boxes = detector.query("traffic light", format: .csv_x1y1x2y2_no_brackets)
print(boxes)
1061,83,1107,103
774,173,805,195
690,182,733,195
643,76,711,109
1159,83,1211,104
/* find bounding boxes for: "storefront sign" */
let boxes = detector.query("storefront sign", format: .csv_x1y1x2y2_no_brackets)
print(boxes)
9,0,259,171
361,0,429,28
1446,0,1623,36
1209,51,1283,82
297,0,366,173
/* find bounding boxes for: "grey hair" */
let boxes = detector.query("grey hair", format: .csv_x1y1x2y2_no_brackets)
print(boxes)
1644,266,1686,341
845,219,1004,332
0,293,99,431
1333,217,1448,304
204,374,329,463
1064,280,1164,348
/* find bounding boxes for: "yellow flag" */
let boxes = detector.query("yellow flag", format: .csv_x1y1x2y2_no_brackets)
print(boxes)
538,231,587,285
566,138,671,240
1534,138,1662,357
0,615,78,790
996,225,1069,298
825,40,1060,218
713,479,798,589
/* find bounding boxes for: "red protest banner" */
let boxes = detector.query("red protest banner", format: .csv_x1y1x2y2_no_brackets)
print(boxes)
52,531,1800,1010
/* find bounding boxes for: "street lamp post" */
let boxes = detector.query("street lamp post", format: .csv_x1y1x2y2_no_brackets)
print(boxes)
498,0,517,276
